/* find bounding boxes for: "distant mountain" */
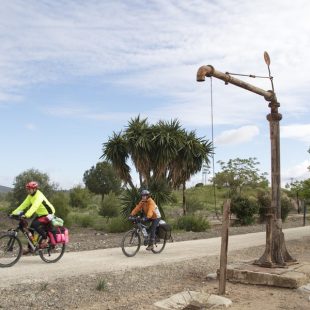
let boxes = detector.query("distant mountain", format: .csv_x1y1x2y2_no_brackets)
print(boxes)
0,185,12,193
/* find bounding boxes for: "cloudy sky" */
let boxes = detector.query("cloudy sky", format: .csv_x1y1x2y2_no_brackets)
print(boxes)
1,0,309,189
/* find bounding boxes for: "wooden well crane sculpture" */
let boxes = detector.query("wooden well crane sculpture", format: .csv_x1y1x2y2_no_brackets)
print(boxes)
196,52,295,267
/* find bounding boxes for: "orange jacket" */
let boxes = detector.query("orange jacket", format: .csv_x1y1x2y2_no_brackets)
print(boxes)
130,197,161,219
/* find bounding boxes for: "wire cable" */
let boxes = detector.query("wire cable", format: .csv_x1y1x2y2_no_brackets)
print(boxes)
210,77,218,218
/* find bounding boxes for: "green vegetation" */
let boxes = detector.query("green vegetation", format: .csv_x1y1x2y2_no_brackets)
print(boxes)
96,279,108,291
83,161,121,201
176,215,210,232
2,143,310,233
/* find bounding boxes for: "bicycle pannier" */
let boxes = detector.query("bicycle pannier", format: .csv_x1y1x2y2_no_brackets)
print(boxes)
157,223,172,239
48,227,69,245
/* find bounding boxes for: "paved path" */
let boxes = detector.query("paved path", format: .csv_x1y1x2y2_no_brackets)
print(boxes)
0,226,309,288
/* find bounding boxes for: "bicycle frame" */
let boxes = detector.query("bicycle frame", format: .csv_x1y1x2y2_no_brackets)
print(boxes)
131,218,149,241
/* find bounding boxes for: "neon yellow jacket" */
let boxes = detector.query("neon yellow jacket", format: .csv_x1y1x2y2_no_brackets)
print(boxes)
12,190,55,218
130,197,161,219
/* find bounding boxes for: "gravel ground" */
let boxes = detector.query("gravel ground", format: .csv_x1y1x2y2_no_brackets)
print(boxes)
0,215,310,310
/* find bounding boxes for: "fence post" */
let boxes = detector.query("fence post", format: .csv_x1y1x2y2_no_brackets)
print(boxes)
219,199,231,295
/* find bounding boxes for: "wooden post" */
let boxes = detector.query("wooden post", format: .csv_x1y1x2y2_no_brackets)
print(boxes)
303,200,306,226
219,199,230,295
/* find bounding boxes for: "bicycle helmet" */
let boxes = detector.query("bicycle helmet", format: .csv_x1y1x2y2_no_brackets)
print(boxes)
26,181,39,190
141,189,150,196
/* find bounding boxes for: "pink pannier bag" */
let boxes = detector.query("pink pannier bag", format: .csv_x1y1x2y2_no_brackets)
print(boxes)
48,227,69,245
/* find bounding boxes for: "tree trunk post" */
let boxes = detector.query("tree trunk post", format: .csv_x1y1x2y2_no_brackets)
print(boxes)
255,99,295,266
182,181,187,215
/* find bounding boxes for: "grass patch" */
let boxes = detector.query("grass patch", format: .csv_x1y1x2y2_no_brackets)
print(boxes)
96,279,108,291
40,282,49,291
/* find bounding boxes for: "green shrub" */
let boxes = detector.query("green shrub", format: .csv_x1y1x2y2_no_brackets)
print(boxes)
169,192,179,204
186,196,206,214
106,216,132,233
176,215,210,232
50,192,70,224
99,192,121,217
69,185,92,209
257,191,293,222
257,190,271,223
195,183,204,188
69,213,95,228
281,196,294,222
230,195,258,225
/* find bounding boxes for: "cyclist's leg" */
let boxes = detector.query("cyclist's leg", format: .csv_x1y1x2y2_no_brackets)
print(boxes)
147,218,160,249
31,218,48,248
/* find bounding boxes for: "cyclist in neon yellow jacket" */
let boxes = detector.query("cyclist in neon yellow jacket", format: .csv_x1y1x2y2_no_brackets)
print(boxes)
12,181,55,254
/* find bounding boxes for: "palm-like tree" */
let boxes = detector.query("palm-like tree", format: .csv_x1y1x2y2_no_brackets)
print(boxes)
102,117,213,217
170,130,213,214
151,119,184,180
101,132,135,189
124,116,152,187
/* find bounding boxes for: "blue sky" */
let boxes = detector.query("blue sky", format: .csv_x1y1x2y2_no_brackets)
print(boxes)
1,0,310,190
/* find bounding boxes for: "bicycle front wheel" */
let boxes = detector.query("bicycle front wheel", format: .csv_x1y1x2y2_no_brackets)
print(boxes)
0,234,22,267
151,233,167,254
39,243,66,263
121,229,141,257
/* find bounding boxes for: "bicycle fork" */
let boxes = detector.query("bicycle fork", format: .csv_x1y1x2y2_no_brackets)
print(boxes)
22,230,37,252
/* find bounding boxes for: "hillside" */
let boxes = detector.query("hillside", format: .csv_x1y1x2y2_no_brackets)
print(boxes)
0,185,12,193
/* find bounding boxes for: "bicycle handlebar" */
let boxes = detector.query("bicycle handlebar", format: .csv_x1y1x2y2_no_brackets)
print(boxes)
128,216,143,223
9,214,28,227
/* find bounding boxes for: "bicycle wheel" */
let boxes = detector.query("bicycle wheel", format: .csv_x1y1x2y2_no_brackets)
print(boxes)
151,233,167,254
39,242,66,263
121,229,141,257
0,234,22,267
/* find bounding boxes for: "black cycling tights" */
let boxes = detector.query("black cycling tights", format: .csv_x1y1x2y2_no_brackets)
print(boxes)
30,218,47,239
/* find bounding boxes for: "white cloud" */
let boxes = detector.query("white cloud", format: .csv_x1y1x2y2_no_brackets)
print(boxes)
282,160,310,185
25,123,36,131
215,125,259,145
1,0,310,121
282,124,310,143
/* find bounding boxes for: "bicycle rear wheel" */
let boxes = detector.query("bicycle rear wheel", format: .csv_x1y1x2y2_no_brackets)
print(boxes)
121,229,141,257
151,233,167,254
39,242,66,263
0,234,22,267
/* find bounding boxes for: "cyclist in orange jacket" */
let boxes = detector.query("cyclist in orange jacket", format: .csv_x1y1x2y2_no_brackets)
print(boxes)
130,189,161,250
11,181,55,254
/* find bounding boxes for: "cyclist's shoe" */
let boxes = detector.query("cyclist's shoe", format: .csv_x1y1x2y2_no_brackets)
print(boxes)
146,244,154,251
39,239,48,249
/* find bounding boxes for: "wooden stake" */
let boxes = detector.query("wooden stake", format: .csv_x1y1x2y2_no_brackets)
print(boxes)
219,199,230,295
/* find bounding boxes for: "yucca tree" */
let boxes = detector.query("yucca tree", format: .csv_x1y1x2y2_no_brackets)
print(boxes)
102,116,213,216
169,130,213,214
124,116,152,187
101,132,135,189
151,119,184,180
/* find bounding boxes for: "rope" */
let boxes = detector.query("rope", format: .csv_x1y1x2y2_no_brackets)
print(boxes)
210,77,219,218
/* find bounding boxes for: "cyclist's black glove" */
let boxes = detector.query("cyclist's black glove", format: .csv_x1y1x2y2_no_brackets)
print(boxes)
141,217,149,223
128,216,135,221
